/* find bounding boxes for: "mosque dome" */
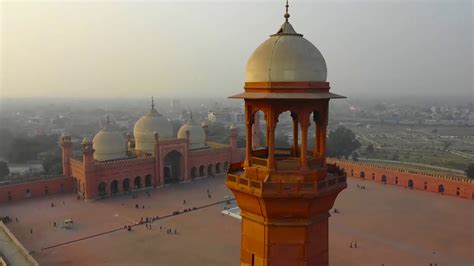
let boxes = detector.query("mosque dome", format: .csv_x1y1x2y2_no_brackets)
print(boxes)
177,115,206,150
134,99,173,153
93,124,127,161
245,21,327,83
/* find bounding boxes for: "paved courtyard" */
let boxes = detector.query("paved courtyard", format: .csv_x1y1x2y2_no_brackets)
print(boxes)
1,174,473,265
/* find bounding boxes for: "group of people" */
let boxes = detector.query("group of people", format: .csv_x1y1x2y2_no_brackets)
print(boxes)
349,241,358,248
356,184,367,190
0,216,17,224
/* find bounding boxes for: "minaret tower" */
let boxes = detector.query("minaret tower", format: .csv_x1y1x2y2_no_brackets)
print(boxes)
227,2,347,265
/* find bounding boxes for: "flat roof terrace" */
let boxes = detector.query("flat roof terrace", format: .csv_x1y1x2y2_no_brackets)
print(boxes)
1,175,473,265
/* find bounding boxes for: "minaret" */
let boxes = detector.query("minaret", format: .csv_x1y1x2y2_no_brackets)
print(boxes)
81,137,96,200
227,2,347,265
153,132,160,186
60,133,73,177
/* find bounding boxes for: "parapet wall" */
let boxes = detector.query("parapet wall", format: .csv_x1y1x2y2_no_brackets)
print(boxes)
329,159,474,200
0,176,73,204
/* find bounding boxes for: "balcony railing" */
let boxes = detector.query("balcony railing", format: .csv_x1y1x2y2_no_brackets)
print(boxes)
226,163,347,196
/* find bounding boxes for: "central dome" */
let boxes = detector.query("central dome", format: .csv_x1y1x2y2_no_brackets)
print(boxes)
134,103,173,153
245,22,327,83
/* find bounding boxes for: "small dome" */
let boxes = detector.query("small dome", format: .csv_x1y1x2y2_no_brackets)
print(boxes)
177,116,206,150
92,125,127,161
246,22,327,83
134,107,173,153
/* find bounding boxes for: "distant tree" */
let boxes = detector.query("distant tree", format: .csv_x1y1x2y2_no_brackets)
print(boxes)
0,161,9,178
442,141,453,151
391,153,400,161
466,163,474,180
326,126,361,159
351,151,359,161
42,151,62,175
365,144,375,153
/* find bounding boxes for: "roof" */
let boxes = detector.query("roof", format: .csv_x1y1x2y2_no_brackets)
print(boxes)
229,92,346,100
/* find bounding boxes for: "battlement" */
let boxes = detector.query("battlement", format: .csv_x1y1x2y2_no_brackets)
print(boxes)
0,174,64,186
329,159,471,183
94,156,155,169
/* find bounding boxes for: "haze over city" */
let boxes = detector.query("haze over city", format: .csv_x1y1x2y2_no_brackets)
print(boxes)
1,0,472,99
0,1,473,266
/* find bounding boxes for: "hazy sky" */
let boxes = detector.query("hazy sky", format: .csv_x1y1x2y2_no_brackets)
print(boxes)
1,0,472,99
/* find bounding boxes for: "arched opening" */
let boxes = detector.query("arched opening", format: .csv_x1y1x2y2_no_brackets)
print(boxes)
223,161,229,172
25,189,31,198
207,164,213,176
163,150,184,183
252,110,267,151
360,171,365,178
45,186,49,195
408,179,414,189
372,173,375,180
275,111,293,153
438,184,445,193
351,169,354,177
456,187,460,196
145,175,152,187
123,178,130,192
424,181,428,190
308,112,317,154
216,163,221,174
395,177,399,185
199,165,205,177
191,167,197,179
111,180,119,194
381,175,387,184
134,176,142,189
98,182,107,197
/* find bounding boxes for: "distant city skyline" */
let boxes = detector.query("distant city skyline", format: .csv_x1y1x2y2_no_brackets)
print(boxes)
1,0,472,98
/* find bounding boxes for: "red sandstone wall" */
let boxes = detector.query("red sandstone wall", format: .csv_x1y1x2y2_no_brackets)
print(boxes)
328,159,474,200
0,177,73,204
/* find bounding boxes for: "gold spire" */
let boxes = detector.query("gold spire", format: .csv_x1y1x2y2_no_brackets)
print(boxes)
284,0,290,22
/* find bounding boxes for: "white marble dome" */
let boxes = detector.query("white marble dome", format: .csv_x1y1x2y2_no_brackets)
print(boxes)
245,22,327,83
177,117,206,150
93,125,127,161
134,108,172,153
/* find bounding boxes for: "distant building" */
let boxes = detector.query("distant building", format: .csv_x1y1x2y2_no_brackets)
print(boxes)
207,111,229,123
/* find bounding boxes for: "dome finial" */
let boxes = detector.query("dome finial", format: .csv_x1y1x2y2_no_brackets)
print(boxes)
284,0,290,22
151,96,155,110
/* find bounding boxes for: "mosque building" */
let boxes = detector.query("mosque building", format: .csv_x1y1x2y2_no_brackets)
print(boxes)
60,100,244,201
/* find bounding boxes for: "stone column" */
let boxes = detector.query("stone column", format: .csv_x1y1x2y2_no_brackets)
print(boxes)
291,112,299,157
320,125,327,167
252,112,261,150
267,118,276,170
300,116,309,170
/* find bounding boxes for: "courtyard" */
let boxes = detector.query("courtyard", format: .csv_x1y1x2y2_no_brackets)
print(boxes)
1,174,473,265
